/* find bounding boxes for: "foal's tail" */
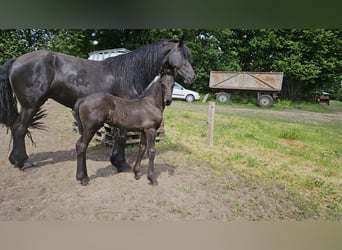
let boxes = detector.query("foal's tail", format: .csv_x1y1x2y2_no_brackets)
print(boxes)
72,98,84,134
0,58,19,129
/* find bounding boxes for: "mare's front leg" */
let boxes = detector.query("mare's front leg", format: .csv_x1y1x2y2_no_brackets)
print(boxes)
76,129,96,186
9,107,37,169
133,132,146,180
145,128,158,186
110,128,132,172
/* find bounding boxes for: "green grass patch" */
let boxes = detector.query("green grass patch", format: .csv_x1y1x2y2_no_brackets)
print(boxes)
274,100,332,113
196,96,334,113
160,101,342,219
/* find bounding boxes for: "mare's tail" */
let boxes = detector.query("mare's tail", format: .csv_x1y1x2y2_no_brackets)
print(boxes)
72,98,84,134
0,58,47,144
0,59,18,129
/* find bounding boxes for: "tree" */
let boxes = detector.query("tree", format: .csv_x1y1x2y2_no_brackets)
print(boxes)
45,29,89,58
234,29,342,100
0,29,48,64
1,29,340,101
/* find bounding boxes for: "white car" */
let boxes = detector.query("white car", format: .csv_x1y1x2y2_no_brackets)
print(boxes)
172,82,200,102
88,48,131,61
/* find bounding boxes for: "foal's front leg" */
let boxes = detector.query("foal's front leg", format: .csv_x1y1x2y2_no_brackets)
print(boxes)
76,130,96,186
145,128,158,186
133,132,146,180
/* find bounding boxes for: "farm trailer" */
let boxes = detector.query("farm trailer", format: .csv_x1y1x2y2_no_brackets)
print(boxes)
209,71,284,107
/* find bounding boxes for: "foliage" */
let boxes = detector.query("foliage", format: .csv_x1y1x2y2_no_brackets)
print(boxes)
0,29,47,64
0,29,341,101
336,88,342,101
45,29,89,58
235,29,342,100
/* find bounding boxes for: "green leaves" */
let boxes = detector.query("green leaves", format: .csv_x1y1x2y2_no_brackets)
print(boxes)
1,29,340,100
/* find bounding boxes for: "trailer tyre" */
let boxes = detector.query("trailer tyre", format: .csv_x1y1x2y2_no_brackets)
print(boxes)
257,94,274,108
216,92,231,102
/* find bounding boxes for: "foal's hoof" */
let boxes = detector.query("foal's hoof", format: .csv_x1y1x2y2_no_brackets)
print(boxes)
148,177,159,186
134,172,143,180
150,180,159,186
110,155,132,172
80,177,90,186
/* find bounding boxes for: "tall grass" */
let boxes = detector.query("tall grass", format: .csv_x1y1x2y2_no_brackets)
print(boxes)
160,102,342,219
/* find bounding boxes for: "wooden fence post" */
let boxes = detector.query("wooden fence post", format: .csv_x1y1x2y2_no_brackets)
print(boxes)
207,102,215,146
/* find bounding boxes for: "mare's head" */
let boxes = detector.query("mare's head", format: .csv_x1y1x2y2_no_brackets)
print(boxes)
163,37,195,84
159,71,175,106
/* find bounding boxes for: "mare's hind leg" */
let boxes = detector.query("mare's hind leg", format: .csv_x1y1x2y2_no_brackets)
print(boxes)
9,107,37,169
76,129,96,186
133,132,146,180
110,128,132,172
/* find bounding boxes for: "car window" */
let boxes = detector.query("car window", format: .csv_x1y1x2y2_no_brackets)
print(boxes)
174,84,182,90
174,83,184,90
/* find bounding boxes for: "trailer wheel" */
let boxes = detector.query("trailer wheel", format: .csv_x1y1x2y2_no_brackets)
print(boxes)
257,94,274,108
216,92,231,102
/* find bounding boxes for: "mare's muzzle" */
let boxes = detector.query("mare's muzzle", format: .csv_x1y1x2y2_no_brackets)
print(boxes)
165,98,172,106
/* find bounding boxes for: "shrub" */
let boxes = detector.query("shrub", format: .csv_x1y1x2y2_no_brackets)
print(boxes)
336,88,342,101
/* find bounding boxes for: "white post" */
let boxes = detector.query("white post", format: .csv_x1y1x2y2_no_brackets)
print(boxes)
207,102,215,146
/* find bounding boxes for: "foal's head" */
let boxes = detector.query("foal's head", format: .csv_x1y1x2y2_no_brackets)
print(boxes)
159,71,175,106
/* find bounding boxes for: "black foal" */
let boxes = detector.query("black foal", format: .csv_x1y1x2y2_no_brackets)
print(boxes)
73,72,175,186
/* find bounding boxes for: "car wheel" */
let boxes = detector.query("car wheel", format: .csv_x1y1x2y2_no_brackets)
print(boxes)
185,94,195,102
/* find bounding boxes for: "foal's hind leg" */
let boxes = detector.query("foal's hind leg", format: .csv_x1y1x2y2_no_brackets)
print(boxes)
9,107,37,169
76,129,96,186
133,132,146,180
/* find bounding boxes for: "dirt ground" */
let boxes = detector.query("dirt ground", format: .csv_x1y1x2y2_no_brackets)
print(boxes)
0,100,341,221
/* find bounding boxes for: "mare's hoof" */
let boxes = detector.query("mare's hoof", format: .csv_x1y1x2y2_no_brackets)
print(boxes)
9,155,16,166
9,156,34,170
110,155,132,172
117,162,132,173
21,159,35,170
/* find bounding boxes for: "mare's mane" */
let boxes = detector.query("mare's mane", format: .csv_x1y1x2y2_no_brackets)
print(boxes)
103,39,191,95
138,69,175,100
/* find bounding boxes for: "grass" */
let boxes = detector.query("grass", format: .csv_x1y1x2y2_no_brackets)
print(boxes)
200,95,334,113
159,100,342,220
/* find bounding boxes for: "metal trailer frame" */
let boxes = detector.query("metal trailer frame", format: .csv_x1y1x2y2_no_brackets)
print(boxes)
209,71,284,107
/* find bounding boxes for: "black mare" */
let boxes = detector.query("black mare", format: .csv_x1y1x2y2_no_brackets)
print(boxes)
0,39,195,171
73,72,175,186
